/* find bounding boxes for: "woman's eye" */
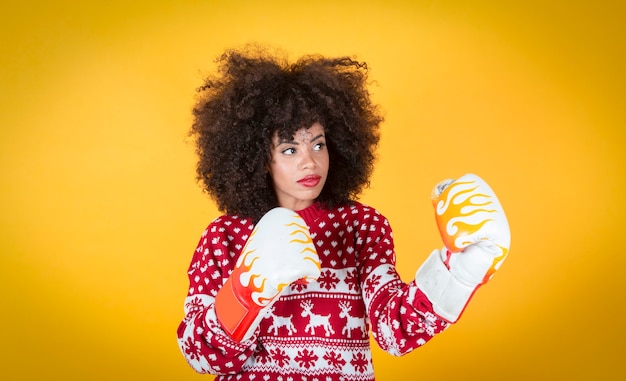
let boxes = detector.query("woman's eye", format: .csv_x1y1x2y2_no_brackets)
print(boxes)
282,147,296,155
313,142,326,151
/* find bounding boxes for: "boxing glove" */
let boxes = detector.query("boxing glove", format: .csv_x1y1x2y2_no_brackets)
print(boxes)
215,207,321,342
416,174,510,323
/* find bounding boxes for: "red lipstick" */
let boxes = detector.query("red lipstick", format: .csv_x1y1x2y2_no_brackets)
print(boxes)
297,175,321,187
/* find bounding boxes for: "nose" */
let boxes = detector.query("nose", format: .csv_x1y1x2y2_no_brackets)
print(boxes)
300,149,317,170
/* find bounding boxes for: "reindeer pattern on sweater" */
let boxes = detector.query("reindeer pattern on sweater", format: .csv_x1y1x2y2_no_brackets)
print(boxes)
177,201,448,381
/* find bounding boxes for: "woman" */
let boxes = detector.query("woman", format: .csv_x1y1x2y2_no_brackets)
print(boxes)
177,46,510,380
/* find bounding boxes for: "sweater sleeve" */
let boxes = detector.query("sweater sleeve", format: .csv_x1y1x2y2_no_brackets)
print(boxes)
356,209,450,356
176,217,258,374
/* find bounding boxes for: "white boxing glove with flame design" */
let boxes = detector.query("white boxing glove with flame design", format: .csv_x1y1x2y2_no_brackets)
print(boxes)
215,207,321,342
415,173,510,323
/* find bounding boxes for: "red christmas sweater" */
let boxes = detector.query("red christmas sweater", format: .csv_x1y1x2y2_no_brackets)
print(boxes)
177,201,449,380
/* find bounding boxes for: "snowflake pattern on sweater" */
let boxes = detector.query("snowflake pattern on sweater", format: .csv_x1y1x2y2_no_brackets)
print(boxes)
177,202,448,380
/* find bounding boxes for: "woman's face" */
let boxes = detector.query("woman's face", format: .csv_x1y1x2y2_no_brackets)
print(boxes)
268,122,329,211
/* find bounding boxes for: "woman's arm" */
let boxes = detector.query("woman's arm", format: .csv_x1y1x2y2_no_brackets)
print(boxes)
176,217,258,374
356,210,449,356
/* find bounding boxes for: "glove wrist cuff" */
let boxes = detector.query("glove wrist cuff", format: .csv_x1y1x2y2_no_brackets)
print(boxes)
215,275,269,342
415,249,477,323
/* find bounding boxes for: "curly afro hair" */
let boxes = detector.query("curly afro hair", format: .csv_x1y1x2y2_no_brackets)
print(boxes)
190,46,384,221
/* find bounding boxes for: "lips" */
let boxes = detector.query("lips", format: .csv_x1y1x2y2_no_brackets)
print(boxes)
297,175,321,187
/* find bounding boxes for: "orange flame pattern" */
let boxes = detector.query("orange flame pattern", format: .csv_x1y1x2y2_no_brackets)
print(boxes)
483,244,508,283
433,179,497,253
233,216,320,307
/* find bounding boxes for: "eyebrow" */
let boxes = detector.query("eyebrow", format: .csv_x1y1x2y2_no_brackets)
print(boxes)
278,134,326,145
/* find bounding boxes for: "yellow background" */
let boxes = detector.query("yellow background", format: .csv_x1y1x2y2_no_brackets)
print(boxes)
1,1,624,380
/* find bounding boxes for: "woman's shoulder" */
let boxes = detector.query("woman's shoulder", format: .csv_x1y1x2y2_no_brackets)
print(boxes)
205,213,255,235
325,201,387,223
346,200,382,215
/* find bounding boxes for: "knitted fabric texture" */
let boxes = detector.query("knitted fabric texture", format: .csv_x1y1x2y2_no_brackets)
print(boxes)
177,202,448,380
